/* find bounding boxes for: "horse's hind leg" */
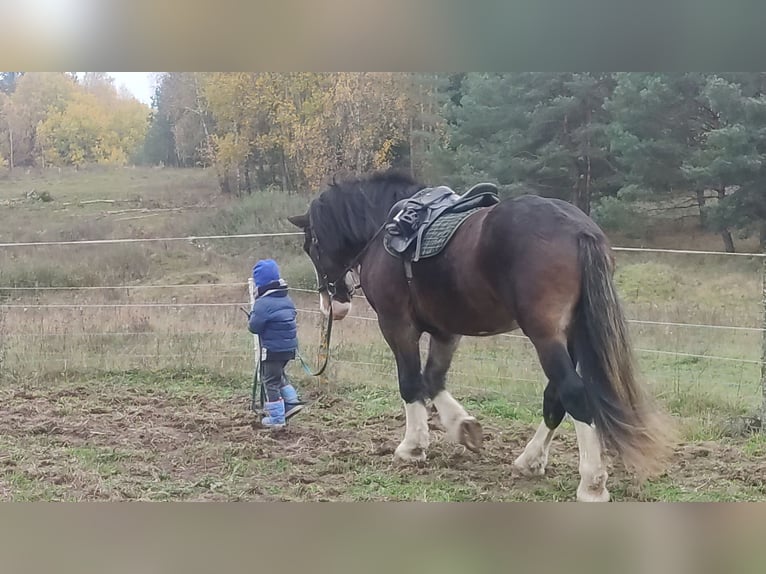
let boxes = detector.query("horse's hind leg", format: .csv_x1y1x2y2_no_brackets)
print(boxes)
424,334,482,452
572,419,609,502
514,342,575,476
533,337,609,501
513,381,565,477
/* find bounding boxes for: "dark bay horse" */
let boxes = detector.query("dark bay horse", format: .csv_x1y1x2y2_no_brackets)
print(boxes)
288,170,674,502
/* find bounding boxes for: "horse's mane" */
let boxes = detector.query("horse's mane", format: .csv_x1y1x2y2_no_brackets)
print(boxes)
309,170,424,256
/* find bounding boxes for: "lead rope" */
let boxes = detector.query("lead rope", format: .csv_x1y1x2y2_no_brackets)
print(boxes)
293,223,385,377
248,222,383,384
296,305,334,377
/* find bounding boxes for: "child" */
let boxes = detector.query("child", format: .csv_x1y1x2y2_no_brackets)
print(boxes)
248,258,304,427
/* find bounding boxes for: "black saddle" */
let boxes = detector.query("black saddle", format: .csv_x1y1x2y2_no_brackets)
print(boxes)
384,182,499,260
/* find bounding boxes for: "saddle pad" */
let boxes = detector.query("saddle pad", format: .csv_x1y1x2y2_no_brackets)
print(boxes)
416,206,485,260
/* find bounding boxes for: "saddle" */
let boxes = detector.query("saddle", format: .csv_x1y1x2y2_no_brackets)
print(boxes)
383,182,499,262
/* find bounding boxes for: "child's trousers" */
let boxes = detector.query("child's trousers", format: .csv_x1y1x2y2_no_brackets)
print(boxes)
260,360,289,402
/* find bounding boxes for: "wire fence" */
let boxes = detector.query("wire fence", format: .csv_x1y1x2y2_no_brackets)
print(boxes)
1,283,762,332
0,230,763,413
0,232,762,256
0,302,760,366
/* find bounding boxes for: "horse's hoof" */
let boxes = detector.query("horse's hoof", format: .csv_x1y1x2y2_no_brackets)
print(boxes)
513,454,547,478
576,486,610,502
393,444,427,464
576,468,609,501
459,418,483,452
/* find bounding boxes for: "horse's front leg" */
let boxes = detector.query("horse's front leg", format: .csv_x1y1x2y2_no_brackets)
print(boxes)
380,321,430,463
424,334,483,452
394,361,430,463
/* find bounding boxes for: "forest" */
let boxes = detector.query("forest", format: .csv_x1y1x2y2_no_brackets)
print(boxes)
3,72,766,252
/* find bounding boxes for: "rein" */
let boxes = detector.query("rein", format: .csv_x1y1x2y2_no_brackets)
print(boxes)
301,222,387,377
297,309,333,377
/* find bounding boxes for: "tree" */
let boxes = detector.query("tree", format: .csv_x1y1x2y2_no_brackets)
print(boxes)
607,73,709,213
0,92,9,171
695,74,766,248
193,73,422,194
16,74,151,168
0,72,23,94
303,73,415,186
608,73,766,252
201,72,271,193
0,72,77,167
142,83,177,166
142,73,211,168
435,73,618,213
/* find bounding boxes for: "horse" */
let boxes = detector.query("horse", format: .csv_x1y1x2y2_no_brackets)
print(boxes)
288,170,674,502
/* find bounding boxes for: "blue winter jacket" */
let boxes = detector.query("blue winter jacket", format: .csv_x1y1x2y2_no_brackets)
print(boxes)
248,283,298,360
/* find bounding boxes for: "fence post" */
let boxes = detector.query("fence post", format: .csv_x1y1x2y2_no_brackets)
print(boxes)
761,257,766,429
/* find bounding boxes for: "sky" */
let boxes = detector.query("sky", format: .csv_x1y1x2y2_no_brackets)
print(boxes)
107,72,157,104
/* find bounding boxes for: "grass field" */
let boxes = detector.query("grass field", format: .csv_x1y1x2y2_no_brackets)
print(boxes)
0,166,764,501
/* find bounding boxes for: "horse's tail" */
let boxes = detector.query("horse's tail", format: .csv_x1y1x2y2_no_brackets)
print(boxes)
575,234,676,477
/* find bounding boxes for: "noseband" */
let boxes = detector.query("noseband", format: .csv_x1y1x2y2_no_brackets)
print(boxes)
311,223,385,301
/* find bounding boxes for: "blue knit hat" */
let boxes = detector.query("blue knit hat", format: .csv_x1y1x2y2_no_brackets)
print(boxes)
252,259,281,288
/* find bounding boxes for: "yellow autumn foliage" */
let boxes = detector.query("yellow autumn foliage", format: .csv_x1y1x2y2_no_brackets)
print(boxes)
38,84,149,167
199,72,429,192
0,72,149,169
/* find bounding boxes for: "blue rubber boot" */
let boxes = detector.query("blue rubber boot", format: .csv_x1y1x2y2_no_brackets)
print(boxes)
281,385,304,420
261,399,286,428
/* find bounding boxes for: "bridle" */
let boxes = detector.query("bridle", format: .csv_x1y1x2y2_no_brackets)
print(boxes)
309,221,386,302
302,222,387,377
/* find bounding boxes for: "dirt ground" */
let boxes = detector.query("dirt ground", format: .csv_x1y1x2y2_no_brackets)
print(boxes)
0,375,764,502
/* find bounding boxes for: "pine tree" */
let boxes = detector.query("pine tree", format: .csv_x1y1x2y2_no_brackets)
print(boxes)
142,83,178,166
608,73,766,251
435,72,619,214
699,74,766,249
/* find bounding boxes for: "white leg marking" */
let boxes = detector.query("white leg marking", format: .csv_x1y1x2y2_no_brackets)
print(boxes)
394,401,429,463
573,420,610,502
432,391,483,452
514,420,556,477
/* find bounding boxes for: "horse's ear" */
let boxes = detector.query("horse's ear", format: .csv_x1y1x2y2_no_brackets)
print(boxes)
287,213,309,229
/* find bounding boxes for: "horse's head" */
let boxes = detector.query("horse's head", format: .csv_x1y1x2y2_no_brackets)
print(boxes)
289,170,421,320
288,211,353,321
